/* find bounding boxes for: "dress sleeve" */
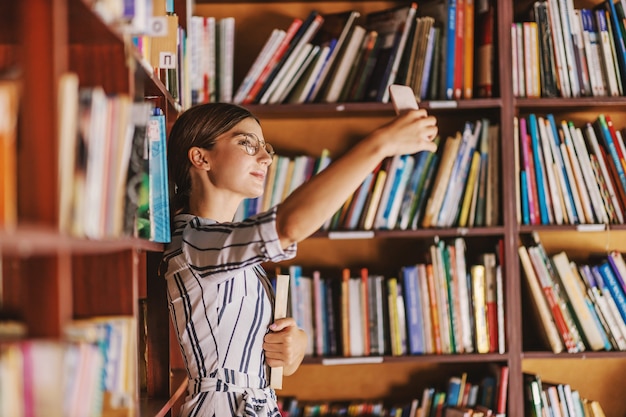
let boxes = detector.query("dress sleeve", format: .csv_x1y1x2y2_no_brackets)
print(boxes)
180,206,297,279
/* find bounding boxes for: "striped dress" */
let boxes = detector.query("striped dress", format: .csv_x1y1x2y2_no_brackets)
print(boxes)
162,207,297,417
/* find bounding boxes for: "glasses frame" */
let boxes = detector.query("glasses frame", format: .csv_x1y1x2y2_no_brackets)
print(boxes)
235,132,275,157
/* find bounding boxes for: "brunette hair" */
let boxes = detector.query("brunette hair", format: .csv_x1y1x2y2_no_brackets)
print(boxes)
167,102,259,215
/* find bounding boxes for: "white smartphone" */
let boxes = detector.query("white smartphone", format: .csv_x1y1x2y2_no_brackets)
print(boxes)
389,84,419,115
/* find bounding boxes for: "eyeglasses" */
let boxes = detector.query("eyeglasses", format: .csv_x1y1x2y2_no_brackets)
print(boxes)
235,133,275,157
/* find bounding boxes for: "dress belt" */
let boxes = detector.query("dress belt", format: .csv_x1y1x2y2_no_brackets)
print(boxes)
190,368,279,417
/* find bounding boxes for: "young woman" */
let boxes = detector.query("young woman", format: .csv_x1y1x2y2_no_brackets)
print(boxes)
161,102,437,417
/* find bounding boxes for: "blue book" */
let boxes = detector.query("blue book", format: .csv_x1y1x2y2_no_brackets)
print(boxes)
528,114,550,224
147,109,171,243
345,172,375,230
401,265,425,355
521,171,530,225
444,0,457,100
595,114,626,193
597,262,626,323
605,0,626,87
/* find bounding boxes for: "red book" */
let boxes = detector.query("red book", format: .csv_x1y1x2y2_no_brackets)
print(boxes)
242,18,303,104
360,268,370,356
453,0,465,100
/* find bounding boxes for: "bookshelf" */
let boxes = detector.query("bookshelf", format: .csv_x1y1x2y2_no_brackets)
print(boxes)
2,1,625,417
0,0,184,416
170,0,624,416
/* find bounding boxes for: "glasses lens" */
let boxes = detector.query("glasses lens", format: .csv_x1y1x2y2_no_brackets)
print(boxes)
265,143,275,156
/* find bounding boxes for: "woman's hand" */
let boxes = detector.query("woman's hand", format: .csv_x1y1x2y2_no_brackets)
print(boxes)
263,317,308,376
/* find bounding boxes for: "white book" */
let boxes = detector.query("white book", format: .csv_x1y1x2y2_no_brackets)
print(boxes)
289,44,331,104
580,8,607,96
583,123,624,223
560,121,595,223
596,10,620,96
558,0,581,96
189,16,205,101
205,17,217,102
259,16,323,104
515,23,525,97
268,42,314,104
511,24,519,97
552,252,607,351
417,264,434,354
570,7,591,96
545,117,577,223
439,120,482,227
277,44,320,103
323,25,367,103
218,17,235,102
559,140,586,224
496,265,506,354
537,116,564,224
233,29,286,104
548,0,572,97
570,125,609,223
455,238,474,353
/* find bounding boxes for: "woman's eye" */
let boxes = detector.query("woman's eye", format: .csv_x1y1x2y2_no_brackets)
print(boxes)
238,139,252,147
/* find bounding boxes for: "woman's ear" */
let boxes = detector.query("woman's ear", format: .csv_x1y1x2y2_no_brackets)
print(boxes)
189,147,209,170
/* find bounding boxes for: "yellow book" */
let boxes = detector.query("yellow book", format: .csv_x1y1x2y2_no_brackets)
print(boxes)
458,151,481,227
0,78,20,228
387,277,402,356
471,264,490,353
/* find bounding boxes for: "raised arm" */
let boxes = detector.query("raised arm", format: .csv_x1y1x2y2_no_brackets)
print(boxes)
275,109,438,248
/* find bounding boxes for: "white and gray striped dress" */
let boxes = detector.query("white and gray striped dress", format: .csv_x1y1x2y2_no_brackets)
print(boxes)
162,207,297,417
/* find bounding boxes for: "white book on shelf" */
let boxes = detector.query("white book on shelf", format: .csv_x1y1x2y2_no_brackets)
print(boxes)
454,238,474,353
583,123,624,223
560,121,595,223
595,9,620,96
233,28,286,104
288,44,331,104
259,16,323,104
559,138,586,224
570,124,609,224
570,7,591,96
547,0,572,97
545,116,577,224
537,116,564,225
580,8,607,97
438,120,482,227
277,44,321,103
557,0,581,96
268,42,315,104
322,25,367,103
205,16,217,102
552,252,608,351
218,17,235,103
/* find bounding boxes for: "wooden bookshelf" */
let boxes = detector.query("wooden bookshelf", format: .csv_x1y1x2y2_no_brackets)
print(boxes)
164,1,624,416
3,0,626,416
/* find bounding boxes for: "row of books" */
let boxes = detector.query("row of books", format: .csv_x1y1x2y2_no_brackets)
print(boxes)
0,316,136,417
515,113,626,226
523,373,607,417
57,74,171,242
182,0,496,107
515,0,626,99
281,237,504,358
279,366,508,417
519,235,626,353
236,119,500,231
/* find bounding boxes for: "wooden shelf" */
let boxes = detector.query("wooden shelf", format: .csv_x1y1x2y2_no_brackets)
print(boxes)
0,225,164,256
